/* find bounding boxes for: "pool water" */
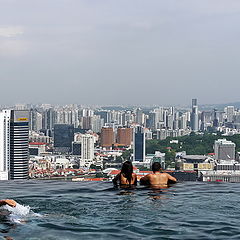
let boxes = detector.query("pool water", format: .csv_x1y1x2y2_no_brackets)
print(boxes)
0,180,240,240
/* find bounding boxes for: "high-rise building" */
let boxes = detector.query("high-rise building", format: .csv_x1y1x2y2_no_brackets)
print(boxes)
214,139,236,161
135,108,144,125
91,115,104,133
0,110,11,180
100,127,114,148
213,109,219,128
226,106,235,122
54,124,74,153
133,126,145,162
191,98,199,132
43,108,55,132
116,128,133,146
81,116,92,130
0,110,29,180
80,134,95,167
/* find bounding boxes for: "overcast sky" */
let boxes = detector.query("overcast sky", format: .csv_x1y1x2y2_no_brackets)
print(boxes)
0,0,240,106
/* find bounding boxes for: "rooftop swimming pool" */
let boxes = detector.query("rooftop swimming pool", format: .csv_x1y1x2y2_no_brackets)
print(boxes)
0,181,239,240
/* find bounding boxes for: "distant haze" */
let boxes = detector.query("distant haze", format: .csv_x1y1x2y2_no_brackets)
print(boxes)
0,0,240,106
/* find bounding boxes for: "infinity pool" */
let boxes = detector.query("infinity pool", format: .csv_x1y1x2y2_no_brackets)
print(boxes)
0,181,239,240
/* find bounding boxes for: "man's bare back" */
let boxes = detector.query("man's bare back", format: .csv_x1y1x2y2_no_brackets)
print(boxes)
140,172,177,186
140,162,177,187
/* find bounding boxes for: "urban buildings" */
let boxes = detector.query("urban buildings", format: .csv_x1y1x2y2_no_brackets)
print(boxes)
80,134,95,167
100,127,114,148
54,124,74,153
0,110,29,180
116,128,133,146
191,98,199,132
214,139,236,161
133,126,145,162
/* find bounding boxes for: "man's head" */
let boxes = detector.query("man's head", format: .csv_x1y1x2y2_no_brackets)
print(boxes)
152,162,161,173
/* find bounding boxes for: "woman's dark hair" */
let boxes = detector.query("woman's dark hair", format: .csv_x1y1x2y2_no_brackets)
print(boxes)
121,161,133,185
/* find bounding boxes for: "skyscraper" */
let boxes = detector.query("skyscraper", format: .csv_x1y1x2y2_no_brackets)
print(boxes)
100,127,114,148
0,110,29,180
0,110,11,180
54,124,74,153
191,98,199,132
133,126,145,162
80,134,95,167
116,128,133,146
135,108,144,125
226,106,235,122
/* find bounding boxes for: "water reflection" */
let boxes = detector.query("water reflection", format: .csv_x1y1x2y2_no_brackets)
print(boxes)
0,210,16,240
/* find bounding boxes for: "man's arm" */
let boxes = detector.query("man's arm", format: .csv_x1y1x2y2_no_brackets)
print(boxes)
167,173,177,183
140,175,150,185
0,199,17,207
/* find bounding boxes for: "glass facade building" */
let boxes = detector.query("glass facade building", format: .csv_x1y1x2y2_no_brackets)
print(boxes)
54,124,74,153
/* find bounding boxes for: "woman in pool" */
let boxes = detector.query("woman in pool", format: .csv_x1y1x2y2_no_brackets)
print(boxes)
113,161,137,187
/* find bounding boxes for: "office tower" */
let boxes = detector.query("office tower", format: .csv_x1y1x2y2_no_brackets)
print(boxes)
81,134,95,167
0,110,29,180
214,139,236,161
0,110,11,180
136,108,144,125
191,98,199,132
43,108,55,132
100,127,114,148
213,109,219,128
226,106,235,122
133,126,145,162
54,124,74,153
116,128,133,146
30,109,43,132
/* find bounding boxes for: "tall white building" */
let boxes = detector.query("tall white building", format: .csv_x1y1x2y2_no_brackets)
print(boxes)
0,110,29,180
81,134,95,167
225,106,235,122
0,110,11,180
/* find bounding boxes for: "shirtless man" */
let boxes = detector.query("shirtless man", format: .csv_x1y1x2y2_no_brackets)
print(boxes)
140,162,177,187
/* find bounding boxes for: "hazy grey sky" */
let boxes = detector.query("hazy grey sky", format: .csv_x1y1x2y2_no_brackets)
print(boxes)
0,0,240,106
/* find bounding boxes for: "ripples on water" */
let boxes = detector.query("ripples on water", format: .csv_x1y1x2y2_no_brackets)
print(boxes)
0,181,240,240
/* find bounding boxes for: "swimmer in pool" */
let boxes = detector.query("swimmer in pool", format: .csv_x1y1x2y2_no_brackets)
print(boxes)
113,161,137,187
0,200,16,208
140,162,177,187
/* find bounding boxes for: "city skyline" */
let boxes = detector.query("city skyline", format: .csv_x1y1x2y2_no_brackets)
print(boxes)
1,0,240,105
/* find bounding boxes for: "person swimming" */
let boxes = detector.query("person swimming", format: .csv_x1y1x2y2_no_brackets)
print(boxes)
140,162,177,187
113,161,137,187
0,200,16,208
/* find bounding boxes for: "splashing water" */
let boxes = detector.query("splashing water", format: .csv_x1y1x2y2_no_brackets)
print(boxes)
3,203,31,223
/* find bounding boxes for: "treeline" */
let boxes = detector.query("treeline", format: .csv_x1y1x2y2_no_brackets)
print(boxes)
146,133,240,156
